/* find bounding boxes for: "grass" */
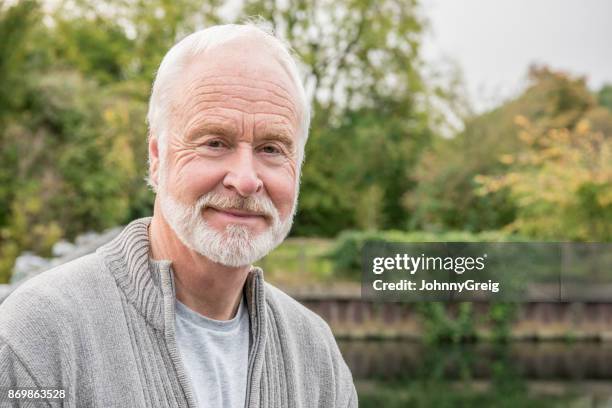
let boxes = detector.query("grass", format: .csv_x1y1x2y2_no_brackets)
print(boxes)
255,237,336,286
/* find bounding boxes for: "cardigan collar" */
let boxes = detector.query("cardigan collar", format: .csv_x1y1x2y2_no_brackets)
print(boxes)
96,217,266,334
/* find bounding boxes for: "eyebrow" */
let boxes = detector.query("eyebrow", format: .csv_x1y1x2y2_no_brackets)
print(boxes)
186,123,237,141
258,132,296,152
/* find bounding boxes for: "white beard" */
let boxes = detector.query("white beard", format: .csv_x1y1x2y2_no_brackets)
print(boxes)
159,187,296,267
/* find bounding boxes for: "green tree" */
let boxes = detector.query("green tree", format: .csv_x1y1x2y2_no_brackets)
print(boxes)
476,115,611,241
598,84,612,111
408,66,604,234
0,0,39,122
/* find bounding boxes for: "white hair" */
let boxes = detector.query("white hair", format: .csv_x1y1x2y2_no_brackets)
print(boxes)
146,22,311,191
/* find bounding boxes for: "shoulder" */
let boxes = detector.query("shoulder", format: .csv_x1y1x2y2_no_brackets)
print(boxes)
0,252,107,320
0,253,111,388
0,252,113,357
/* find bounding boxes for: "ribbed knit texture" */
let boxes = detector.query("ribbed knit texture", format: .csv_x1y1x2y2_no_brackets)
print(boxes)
0,217,357,407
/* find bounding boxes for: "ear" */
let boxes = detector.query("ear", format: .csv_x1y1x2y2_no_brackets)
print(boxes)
148,134,160,190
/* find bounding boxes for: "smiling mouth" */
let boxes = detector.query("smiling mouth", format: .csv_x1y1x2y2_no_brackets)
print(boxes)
206,206,267,219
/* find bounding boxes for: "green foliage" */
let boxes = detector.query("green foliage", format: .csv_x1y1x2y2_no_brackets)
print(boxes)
296,102,432,235
358,379,566,408
475,92,612,241
415,302,516,345
0,67,152,281
357,343,572,407
599,84,612,111
53,17,134,84
409,66,612,238
406,134,517,232
417,303,518,344
488,303,517,342
256,238,335,286
0,0,156,280
0,0,39,121
418,303,477,344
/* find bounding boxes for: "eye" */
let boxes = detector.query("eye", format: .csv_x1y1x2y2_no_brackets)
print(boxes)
260,144,282,155
204,139,226,149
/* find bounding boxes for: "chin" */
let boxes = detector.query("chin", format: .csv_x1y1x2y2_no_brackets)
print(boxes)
160,190,294,267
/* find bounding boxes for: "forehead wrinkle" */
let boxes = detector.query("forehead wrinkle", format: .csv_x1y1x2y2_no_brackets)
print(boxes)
177,72,300,117
197,87,297,116
188,89,296,112
176,77,296,116
179,105,297,133
192,93,298,121
173,100,239,139
174,82,299,135
178,95,297,136
242,111,248,140
254,117,295,135
188,83,299,119
187,72,297,101
183,113,240,139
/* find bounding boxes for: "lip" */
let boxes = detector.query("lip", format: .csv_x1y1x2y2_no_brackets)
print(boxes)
206,206,266,220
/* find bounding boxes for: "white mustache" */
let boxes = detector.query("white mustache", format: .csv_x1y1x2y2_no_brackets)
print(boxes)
193,192,279,221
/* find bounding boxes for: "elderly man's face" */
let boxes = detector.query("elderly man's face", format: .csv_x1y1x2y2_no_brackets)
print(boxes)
153,39,302,266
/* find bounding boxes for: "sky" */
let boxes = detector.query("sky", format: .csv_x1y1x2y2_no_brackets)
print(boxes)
421,0,612,112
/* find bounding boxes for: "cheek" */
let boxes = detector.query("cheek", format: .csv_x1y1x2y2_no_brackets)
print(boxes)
167,155,225,201
261,168,297,218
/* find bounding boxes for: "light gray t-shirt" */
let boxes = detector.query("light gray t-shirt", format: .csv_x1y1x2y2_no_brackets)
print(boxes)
175,294,251,408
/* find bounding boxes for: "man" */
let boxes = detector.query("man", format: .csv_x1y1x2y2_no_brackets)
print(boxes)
0,24,357,407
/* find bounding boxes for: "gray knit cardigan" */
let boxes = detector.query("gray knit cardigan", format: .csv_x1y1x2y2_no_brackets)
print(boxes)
0,217,357,407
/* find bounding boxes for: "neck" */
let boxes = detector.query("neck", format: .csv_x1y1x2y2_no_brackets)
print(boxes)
148,199,250,321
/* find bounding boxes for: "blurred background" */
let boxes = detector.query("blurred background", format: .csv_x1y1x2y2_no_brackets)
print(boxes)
0,0,611,406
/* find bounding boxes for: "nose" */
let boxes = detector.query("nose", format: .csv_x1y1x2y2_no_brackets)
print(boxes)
222,145,263,197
